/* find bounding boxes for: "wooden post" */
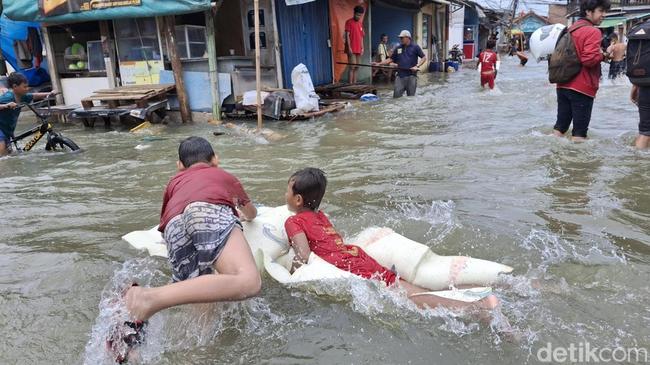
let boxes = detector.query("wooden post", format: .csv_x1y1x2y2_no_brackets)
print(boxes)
163,15,192,123
254,0,263,130
99,20,117,88
205,9,221,121
41,26,64,105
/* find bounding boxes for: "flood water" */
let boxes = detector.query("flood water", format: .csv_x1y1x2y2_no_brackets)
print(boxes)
2,56,650,364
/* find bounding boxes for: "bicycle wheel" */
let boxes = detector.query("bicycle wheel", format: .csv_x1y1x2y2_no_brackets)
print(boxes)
46,135,80,152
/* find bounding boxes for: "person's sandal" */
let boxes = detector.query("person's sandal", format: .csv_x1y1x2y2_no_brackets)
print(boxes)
106,283,148,363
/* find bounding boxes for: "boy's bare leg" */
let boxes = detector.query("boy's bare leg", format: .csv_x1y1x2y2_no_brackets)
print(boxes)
571,136,587,142
0,141,8,156
399,279,498,311
635,135,650,149
551,130,565,137
125,228,261,320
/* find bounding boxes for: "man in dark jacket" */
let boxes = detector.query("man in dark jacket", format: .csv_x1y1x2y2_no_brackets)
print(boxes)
552,0,611,141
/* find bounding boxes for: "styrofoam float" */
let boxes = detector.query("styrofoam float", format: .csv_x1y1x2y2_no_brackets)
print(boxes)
529,23,566,61
123,206,513,303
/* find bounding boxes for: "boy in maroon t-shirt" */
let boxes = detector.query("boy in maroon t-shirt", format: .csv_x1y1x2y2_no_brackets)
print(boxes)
109,137,260,363
284,168,500,312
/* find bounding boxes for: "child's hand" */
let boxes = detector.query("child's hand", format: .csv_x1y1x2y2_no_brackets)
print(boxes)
4,102,17,109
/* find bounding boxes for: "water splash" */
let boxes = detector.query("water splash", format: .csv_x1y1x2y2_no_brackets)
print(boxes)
83,259,167,364
83,259,287,364
390,200,460,242
519,229,625,270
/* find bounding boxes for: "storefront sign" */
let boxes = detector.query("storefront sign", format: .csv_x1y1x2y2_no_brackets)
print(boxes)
119,60,163,85
40,0,142,17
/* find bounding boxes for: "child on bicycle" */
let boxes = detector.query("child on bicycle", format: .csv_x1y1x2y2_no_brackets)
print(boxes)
284,168,500,312
110,136,261,363
0,72,56,156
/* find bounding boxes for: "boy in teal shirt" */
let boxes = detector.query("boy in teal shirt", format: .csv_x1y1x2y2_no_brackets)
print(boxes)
0,72,56,156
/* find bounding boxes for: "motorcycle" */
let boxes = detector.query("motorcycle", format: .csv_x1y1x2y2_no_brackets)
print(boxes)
448,44,464,63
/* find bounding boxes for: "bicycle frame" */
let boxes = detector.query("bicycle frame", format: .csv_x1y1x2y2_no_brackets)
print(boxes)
12,122,51,151
10,101,54,152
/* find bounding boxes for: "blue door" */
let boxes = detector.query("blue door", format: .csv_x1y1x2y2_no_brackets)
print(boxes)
275,0,332,88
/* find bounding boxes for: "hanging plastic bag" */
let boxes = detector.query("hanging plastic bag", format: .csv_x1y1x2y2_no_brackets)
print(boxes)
291,63,319,115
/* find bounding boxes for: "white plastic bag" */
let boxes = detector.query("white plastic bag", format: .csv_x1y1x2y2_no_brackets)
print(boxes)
291,63,319,114
242,90,269,106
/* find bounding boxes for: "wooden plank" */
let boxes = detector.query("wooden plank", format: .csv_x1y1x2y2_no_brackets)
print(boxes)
83,94,150,101
163,15,192,123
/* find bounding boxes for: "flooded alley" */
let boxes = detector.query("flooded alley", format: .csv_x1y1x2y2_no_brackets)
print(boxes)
1,56,650,364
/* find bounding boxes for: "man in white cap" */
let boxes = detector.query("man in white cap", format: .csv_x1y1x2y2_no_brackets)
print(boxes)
373,30,426,97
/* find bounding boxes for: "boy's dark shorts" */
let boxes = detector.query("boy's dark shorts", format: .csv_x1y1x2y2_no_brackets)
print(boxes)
163,202,242,282
638,86,650,136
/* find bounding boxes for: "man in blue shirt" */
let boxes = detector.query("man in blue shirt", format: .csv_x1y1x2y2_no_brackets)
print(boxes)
0,72,55,156
374,30,427,97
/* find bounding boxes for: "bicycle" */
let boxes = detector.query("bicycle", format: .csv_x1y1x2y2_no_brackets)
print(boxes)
9,99,80,152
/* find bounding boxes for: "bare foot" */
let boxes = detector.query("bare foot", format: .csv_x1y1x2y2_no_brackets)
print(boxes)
571,136,587,142
125,285,154,321
478,294,499,310
551,130,565,137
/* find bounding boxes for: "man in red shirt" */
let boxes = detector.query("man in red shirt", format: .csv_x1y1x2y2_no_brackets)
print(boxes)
552,0,610,141
344,6,365,84
478,40,499,90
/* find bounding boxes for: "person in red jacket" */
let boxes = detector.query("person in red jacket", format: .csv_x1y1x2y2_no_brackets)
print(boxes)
478,40,500,89
552,0,611,141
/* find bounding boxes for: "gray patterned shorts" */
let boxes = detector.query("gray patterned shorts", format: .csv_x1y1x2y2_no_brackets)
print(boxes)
163,202,242,282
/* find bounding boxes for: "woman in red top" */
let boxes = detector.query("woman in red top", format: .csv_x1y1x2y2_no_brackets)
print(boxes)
284,168,500,312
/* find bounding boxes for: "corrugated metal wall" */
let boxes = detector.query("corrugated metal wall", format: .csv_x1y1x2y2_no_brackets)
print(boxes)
371,3,416,52
275,0,333,87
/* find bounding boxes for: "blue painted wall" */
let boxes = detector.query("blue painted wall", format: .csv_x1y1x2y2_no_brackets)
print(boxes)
371,4,416,51
519,17,548,33
159,70,211,112
464,6,479,26
275,0,333,88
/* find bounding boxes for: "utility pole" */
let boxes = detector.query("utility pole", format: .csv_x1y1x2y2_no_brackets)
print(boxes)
510,0,519,27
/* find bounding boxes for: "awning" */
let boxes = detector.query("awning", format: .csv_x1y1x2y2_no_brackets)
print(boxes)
626,12,650,21
598,17,626,28
2,0,211,24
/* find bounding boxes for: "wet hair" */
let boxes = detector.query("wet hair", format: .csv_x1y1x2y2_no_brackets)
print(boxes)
354,5,364,14
579,0,611,17
7,72,28,88
178,136,215,168
486,40,496,49
289,168,327,210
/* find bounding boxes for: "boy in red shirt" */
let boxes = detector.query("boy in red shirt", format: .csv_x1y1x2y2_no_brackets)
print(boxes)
110,137,260,363
344,6,365,84
284,168,500,312
478,40,500,90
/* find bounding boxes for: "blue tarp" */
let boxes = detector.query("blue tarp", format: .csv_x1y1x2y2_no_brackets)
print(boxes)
0,14,50,86
2,0,211,23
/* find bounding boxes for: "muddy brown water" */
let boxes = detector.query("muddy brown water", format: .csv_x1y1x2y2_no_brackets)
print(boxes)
1,57,649,364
